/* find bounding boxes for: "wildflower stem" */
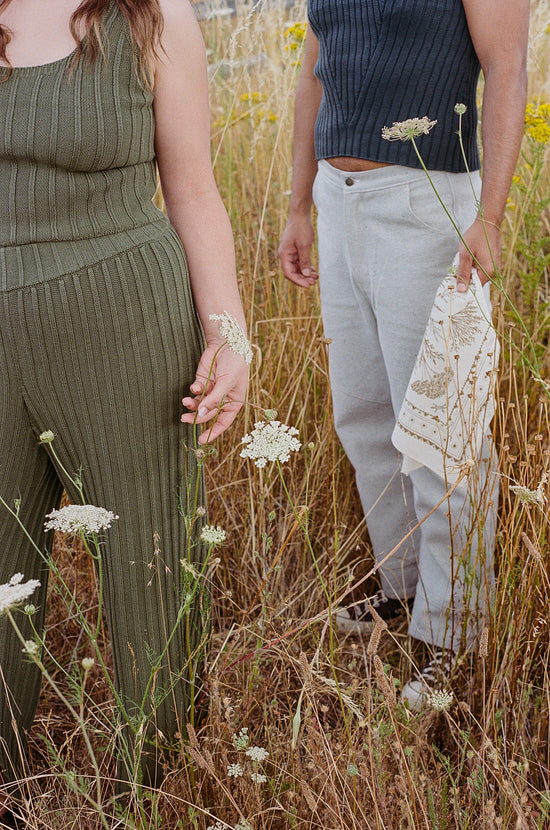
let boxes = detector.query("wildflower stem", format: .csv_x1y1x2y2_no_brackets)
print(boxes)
275,460,330,606
7,610,110,829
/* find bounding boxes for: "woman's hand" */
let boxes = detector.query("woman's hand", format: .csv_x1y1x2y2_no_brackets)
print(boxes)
181,342,249,444
154,1,249,446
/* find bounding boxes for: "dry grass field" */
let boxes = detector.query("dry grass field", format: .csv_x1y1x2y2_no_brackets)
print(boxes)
5,1,550,828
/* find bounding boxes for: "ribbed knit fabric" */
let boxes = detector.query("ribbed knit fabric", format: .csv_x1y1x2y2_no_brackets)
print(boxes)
308,0,481,173
0,3,207,788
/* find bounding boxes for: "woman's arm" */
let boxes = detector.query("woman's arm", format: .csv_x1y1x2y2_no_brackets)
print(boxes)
154,0,248,443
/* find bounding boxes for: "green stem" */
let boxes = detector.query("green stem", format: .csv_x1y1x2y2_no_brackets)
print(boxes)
6,610,110,830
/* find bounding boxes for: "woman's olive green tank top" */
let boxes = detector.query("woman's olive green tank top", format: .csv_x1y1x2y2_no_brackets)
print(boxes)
0,2,170,290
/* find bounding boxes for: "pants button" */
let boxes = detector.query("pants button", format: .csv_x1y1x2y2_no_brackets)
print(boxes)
345,177,354,186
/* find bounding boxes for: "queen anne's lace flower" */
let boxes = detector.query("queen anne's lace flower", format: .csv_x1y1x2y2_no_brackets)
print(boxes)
44,505,119,535
240,421,301,468
200,525,227,546
250,772,267,784
210,311,253,365
0,574,41,614
245,746,269,762
381,116,437,141
82,657,95,671
23,640,39,656
227,763,243,777
427,689,454,712
233,727,249,750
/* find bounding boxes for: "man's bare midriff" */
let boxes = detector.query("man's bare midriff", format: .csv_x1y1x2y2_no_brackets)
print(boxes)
326,157,393,172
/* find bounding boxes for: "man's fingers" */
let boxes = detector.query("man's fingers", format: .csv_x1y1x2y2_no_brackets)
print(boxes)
456,246,474,293
279,235,318,287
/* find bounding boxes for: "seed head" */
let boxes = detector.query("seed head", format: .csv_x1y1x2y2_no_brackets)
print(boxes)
209,311,253,365
428,689,454,712
381,116,437,142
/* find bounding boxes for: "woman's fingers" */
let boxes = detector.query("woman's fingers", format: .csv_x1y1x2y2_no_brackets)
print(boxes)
181,344,248,440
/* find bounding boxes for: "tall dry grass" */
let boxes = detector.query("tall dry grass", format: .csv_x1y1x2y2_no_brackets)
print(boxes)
13,1,550,827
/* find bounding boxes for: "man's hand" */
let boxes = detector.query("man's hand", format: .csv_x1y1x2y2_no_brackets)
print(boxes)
456,216,501,292
278,213,319,287
458,0,528,291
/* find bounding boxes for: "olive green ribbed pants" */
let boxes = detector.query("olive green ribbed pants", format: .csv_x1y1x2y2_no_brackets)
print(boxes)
0,225,207,788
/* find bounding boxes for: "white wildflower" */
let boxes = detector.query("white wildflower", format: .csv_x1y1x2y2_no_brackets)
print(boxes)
233,727,249,750
209,311,253,365
39,430,55,444
200,525,227,546
24,604,37,615
227,763,243,778
428,689,454,713
454,103,467,115
23,640,39,656
44,504,119,535
245,746,269,762
0,574,41,614
240,421,301,468
195,505,207,517
206,822,228,830
81,657,95,671
235,821,253,830
250,772,267,784
510,473,547,507
381,116,437,141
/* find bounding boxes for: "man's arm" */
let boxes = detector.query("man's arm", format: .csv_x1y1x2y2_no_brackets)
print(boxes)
457,0,529,291
278,28,322,288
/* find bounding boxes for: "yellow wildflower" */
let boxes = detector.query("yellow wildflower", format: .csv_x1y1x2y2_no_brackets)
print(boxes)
284,21,307,53
524,102,550,144
240,91,266,105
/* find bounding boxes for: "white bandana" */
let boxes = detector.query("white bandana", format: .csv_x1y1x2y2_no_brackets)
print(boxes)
392,258,499,488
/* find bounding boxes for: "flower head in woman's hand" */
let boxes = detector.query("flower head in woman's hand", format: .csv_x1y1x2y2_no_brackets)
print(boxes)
209,311,253,365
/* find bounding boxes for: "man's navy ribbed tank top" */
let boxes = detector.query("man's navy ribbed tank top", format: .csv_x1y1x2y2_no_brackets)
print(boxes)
308,0,481,173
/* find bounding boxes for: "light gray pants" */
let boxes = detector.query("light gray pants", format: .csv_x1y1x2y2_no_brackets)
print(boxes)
313,160,498,650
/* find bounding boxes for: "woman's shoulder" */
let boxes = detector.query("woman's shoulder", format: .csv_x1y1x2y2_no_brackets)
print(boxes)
153,0,205,71
157,0,197,28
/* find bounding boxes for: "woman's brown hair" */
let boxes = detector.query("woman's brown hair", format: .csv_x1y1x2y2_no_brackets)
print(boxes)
0,0,164,80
